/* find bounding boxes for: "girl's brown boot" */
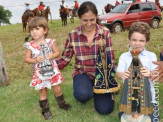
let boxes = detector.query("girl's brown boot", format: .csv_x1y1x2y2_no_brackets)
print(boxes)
39,99,52,120
55,95,71,110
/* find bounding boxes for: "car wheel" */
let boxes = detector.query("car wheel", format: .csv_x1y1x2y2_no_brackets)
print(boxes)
112,23,122,33
151,19,159,29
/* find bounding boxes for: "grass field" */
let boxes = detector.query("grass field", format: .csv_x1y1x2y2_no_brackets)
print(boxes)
0,16,163,122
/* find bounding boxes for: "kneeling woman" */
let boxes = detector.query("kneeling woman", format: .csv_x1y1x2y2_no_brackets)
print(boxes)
56,1,119,114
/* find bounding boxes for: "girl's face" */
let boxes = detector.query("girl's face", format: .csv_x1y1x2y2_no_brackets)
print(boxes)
80,11,97,33
129,32,148,52
30,26,47,41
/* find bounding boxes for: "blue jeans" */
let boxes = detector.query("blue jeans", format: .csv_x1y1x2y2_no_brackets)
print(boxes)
73,73,114,114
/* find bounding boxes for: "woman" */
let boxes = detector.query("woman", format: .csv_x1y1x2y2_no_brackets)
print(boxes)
56,1,116,114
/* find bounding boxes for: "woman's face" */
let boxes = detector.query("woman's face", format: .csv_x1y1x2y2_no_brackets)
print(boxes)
80,11,97,33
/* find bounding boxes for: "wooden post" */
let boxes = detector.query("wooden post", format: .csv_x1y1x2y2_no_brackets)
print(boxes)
0,41,9,86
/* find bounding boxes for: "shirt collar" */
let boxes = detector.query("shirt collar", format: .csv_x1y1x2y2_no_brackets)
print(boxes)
128,47,147,56
77,24,103,37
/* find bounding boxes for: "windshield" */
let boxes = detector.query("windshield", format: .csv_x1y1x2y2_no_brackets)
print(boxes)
111,4,129,13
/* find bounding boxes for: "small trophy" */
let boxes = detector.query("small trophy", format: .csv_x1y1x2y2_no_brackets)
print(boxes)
39,43,54,76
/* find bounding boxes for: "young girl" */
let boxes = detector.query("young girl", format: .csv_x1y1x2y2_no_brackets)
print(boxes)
23,17,71,120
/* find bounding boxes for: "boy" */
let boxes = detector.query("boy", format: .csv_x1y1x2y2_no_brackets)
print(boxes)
116,22,159,121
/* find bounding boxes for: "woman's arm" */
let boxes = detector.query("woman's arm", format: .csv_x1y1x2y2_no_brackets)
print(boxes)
56,35,74,70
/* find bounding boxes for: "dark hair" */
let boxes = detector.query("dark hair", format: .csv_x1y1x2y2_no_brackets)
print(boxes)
78,1,98,18
129,22,150,42
78,1,101,24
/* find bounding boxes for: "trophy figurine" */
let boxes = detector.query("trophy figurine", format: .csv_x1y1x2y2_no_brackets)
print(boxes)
39,43,54,76
119,48,153,121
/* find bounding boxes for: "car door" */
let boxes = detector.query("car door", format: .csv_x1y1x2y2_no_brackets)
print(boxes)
139,3,153,24
124,3,141,28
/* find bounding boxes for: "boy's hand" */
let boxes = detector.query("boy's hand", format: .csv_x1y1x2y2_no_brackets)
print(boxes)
36,56,44,63
46,53,53,60
140,67,150,77
121,70,130,80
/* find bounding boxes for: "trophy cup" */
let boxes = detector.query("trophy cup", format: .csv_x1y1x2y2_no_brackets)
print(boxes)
39,43,54,76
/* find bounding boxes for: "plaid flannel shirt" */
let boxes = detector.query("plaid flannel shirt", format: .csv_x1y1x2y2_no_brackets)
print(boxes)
56,24,115,80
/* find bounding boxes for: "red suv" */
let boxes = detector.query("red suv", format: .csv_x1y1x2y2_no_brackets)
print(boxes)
99,2,162,32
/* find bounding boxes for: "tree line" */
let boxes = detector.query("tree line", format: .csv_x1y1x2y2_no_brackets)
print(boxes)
0,5,12,26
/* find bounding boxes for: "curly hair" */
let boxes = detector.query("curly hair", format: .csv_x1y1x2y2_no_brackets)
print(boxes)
128,22,150,42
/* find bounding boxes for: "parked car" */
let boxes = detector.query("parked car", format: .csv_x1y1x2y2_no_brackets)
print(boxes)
99,2,162,32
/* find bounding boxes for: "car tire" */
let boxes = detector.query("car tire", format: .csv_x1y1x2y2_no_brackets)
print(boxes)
112,23,122,33
151,19,159,29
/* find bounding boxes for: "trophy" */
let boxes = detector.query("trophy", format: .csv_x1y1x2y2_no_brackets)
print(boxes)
93,39,120,94
119,48,153,115
39,43,54,76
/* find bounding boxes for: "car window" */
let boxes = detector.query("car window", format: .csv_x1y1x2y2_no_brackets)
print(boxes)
111,4,129,13
150,3,157,10
128,4,140,13
141,3,152,11
122,0,133,4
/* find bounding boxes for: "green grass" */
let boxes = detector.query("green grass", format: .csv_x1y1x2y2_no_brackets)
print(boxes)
0,16,163,122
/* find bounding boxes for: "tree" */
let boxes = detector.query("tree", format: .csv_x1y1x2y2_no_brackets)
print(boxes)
0,5,12,25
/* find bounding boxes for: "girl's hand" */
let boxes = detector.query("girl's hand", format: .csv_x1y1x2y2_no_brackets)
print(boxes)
121,70,130,80
140,67,150,77
36,56,44,63
46,53,53,60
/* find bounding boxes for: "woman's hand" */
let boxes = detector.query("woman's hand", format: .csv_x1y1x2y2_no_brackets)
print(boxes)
150,68,159,82
140,67,150,77
46,53,53,60
151,61,163,83
36,56,44,63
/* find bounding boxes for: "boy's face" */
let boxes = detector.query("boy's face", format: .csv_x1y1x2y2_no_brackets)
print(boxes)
129,32,148,52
